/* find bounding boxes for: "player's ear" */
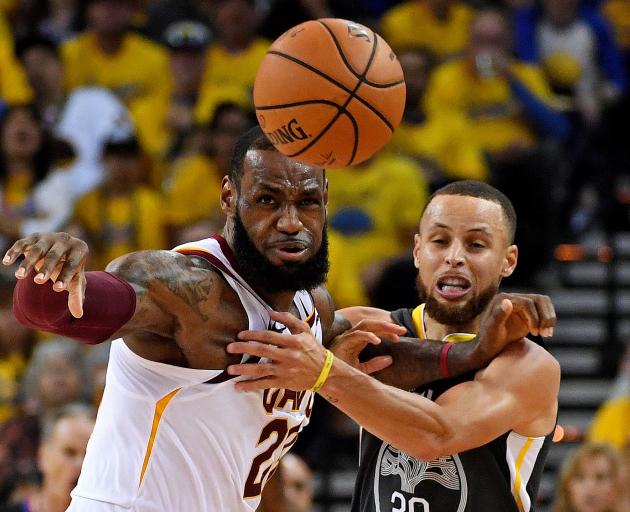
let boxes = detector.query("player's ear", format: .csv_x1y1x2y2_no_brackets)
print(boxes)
501,244,518,277
221,176,237,215
412,233,422,269
323,178,329,208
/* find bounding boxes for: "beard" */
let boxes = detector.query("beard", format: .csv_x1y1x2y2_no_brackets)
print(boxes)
232,211,329,293
417,276,498,327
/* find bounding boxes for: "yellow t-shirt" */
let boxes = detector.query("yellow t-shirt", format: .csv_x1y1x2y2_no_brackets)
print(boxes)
603,0,630,50
0,17,33,106
163,154,224,227
195,38,269,124
380,0,474,59
326,231,368,309
326,153,427,273
0,352,25,424
62,32,172,156
389,113,488,181
587,397,630,452
424,58,553,153
73,186,166,269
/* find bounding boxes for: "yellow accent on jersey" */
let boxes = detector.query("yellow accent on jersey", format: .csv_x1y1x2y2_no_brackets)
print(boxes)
62,32,171,156
513,436,535,512
412,303,476,342
138,387,182,488
381,1,474,58
424,58,554,154
195,39,269,123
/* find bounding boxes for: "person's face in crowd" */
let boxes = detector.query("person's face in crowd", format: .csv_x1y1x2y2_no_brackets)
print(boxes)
282,454,313,512
214,0,257,47
38,415,94,504
414,195,517,326
567,454,621,512
466,12,511,71
1,108,42,162
399,50,430,108
213,108,252,165
87,0,133,38
222,149,329,293
21,46,64,97
171,50,206,95
426,0,451,18
38,355,82,409
543,0,579,28
103,153,141,191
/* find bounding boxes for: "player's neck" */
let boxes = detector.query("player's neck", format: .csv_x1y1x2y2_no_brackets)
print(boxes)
424,313,479,340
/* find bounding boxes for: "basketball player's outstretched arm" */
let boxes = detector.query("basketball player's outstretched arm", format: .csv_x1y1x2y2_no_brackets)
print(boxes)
4,232,225,356
227,296,560,459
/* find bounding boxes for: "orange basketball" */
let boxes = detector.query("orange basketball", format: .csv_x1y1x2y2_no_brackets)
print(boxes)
253,18,406,168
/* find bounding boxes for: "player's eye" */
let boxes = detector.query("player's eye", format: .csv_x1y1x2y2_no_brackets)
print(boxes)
257,195,275,205
470,241,485,249
431,238,446,245
300,198,319,207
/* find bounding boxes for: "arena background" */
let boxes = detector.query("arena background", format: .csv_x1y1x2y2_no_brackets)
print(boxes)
0,0,629,510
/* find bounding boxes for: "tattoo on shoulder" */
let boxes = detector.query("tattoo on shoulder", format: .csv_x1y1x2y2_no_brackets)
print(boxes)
108,251,216,322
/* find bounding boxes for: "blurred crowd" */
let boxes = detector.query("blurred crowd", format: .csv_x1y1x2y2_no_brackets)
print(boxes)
0,0,629,509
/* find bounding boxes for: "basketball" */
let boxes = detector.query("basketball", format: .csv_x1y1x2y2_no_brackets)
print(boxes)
253,18,406,168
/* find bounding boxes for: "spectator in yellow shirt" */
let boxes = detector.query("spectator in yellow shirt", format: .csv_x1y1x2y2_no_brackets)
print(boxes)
195,0,269,124
380,0,474,61
390,46,488,185
70,136,166,270
164,102,254,244
162,21,211,154
0,11,32,107
603,0,630,57
424,10,569,285
62,0,172,158
326,152,428,300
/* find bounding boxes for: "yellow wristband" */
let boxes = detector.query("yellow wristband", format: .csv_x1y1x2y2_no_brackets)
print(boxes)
310,350,334,393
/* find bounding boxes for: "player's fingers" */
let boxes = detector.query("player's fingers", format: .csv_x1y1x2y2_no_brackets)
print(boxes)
509,295,540,336
33,242,69,283
268,310,310,335
227,341,284,360
227,362,276,378
359,356,393,375
17,239,55,279
353,320,406,342
55,246,88,290
67,273,85,319
235,376,278,392
236,330,292,348
534,295,556,337
3,235,37,266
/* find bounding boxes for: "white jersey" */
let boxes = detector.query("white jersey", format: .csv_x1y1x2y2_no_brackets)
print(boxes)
69,235,322,511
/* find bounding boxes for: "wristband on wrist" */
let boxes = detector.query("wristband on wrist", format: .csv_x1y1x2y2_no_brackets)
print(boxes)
311,349,334,392
440,342,455,379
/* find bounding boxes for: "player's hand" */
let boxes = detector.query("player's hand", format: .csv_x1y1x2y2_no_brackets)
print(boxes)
226,310,387,391
475,292,556,361
3,232,89,318
329,319,406,375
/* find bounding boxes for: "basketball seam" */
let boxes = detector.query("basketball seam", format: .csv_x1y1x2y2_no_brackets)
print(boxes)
284,28,378,165
255,99,345,110
317,20,405,89
266,50,394,132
